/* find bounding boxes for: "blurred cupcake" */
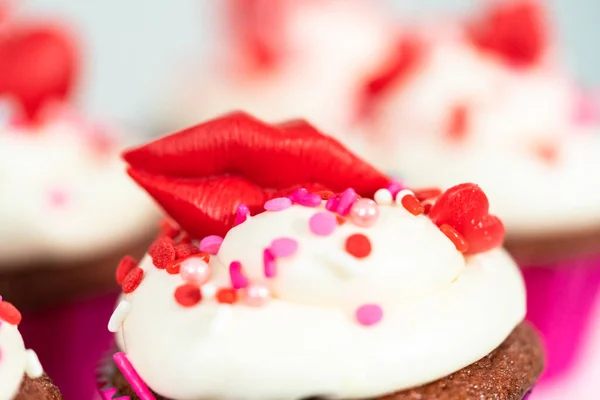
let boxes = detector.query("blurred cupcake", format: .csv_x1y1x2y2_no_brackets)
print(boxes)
167,0,394,139
0,297,62,400
351,0,600,380
0,12,158,400
97,113,543,400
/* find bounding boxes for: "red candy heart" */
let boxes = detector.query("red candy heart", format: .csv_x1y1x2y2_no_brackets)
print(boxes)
429,183,505,254
0,23,78,123
468,0,547,67
124,112,390,239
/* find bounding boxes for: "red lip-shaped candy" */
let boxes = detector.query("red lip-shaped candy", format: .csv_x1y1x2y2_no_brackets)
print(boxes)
468,0,547,67
0,23,78,122
429,183,505,254
124,112,390,239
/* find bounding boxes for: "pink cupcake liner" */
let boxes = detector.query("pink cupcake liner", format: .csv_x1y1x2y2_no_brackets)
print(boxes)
19,291,119,400
521,255,600,381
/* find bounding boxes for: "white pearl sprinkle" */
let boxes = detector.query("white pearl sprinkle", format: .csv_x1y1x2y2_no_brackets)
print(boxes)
374,188,393,205
25,349,43,378
395,189,415,205
210,305,233,335
108,300,131,333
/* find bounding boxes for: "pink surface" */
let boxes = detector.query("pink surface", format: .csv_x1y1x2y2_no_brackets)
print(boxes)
521,256,600,381
19,292,119,400
529,291,600,399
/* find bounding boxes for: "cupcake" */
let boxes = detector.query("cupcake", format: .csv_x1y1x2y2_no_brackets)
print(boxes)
346,0,600,380
167,0,394,137
0,297,62,400
0,12,158,400
98,113,543,400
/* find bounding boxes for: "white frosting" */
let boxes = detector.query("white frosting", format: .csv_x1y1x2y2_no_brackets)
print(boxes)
170,0,393,137
0,323,27,400
118,204,525,400
0,113,159,267
363,35,600,238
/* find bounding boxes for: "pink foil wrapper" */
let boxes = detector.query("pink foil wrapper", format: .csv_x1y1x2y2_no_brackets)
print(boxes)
521,254,600,382
19,292,119,400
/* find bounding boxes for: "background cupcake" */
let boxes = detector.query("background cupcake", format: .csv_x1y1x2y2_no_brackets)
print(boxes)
98,113,543,400
349,0,600,383
0,297,62,400
0,8,158,400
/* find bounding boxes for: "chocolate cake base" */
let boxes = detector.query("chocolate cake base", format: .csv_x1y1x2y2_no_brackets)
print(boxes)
0,234,155,310
14,375,62,400
505,225,600,266
103,322,543,400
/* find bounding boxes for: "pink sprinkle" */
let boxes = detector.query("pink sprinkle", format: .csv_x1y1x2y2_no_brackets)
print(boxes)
291,188,321,207
355,304,383,326
229,261,249,289
113,352,156,400
386,179,405,198
100,387,128,400
573,89,600,126
270,237,298,257
336,188,357,216
325,196,339,212
0,347,2,362
263,249,276,278
309,212,337,236
234,204,250,226
264,197,292,211
47,188,70,208
199,235,223,255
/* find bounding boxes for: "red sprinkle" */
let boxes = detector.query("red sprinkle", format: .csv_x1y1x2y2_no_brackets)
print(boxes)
174,284,202,307
447,105,469,140
149,236,176,269
345,233,372,259
336,215,347,225
423,203,432,215
440,224,469,253
0,302,22,325
317,190,335,200
175,243,201,260
179,234,193,244
413,188,442,202
159,219,181,239
401,195,425,216
115,255,138,285
216,288,238,304
122,268,144,294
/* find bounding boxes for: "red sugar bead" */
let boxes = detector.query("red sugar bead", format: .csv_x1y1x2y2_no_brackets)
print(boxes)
401,194,425,216
149,236,176,269
413,188,442,202
166,261,181,275
122,267,144,294
345,233,372,259
317,191,335,200
440,224,469,253
216,288,238,304
159,218,181,239
174,284,202,307
0,301,22,325
175,243,201,260
115,255,138,285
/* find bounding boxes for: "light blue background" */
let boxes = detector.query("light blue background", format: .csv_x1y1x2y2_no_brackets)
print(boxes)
20,0,600,126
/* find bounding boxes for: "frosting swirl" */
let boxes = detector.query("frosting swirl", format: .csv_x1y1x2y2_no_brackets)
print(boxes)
117,202,525,399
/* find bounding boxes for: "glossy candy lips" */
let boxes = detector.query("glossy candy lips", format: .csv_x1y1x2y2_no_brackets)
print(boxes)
123,112,390,239
429,183,505,254
0,23,78,122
